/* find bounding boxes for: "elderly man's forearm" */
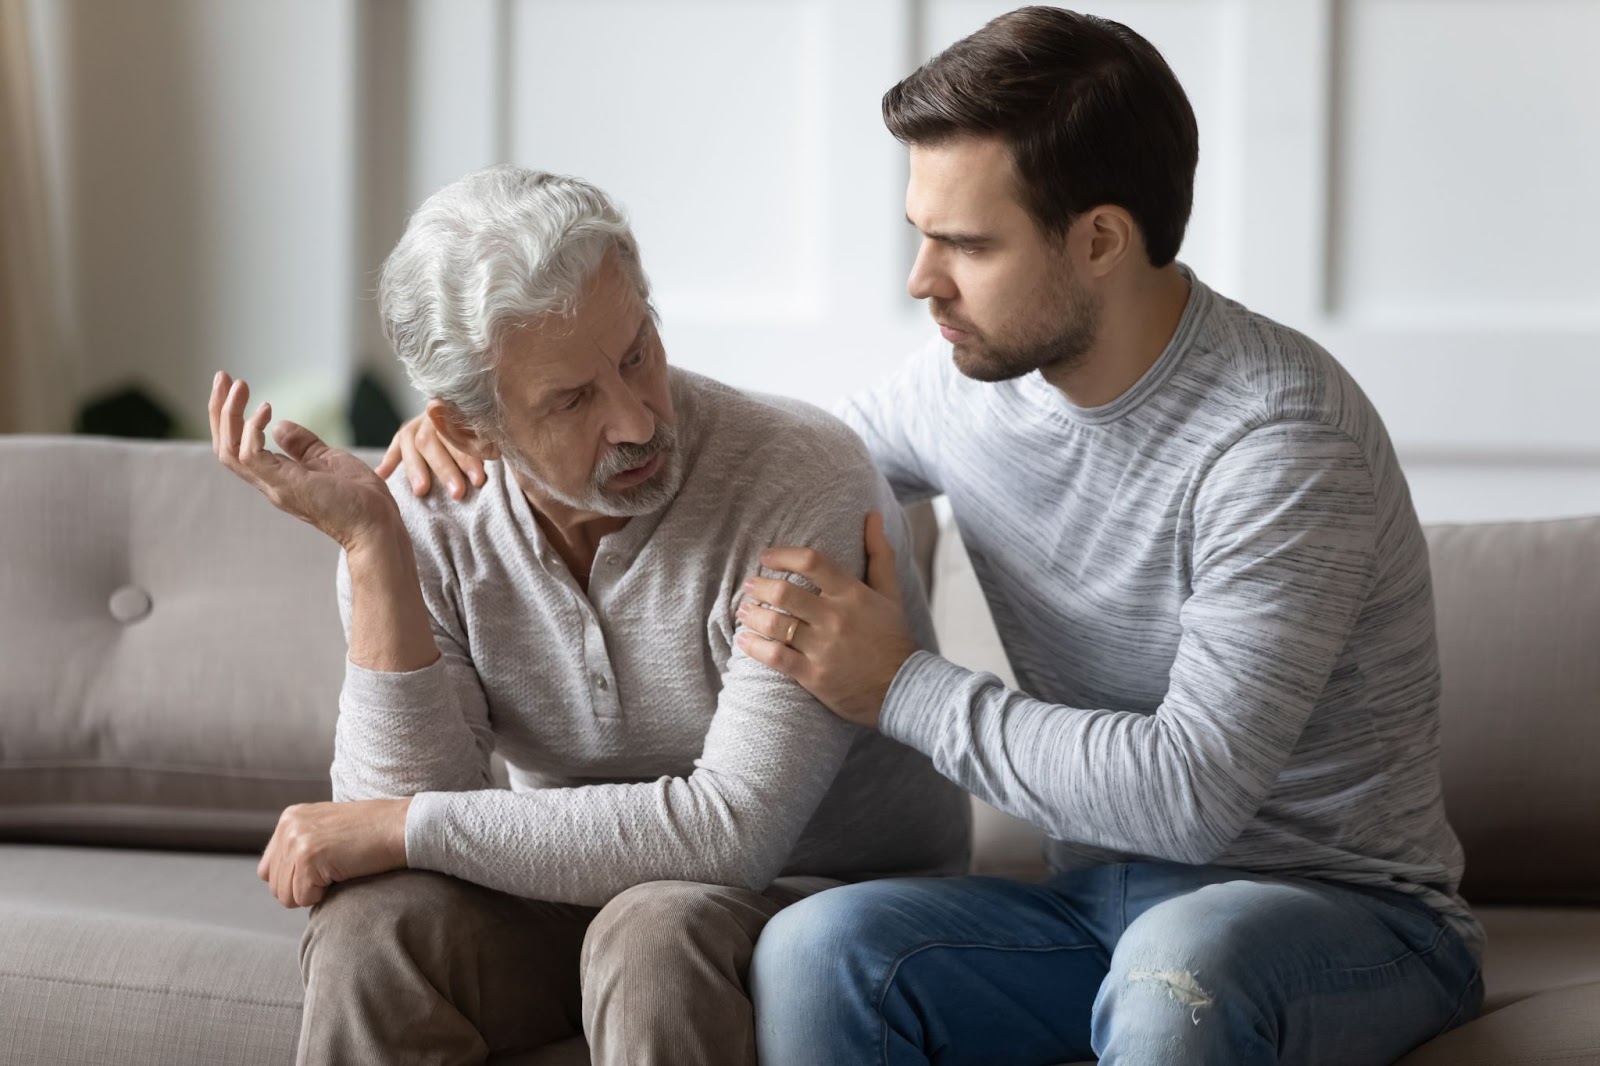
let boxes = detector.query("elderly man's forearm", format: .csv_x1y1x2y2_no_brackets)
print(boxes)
345,520,440,674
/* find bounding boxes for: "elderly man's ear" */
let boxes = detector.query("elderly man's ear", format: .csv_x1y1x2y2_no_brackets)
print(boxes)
425,399,502,462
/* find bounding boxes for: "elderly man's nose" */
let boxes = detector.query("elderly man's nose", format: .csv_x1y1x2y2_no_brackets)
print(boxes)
608,387,655,445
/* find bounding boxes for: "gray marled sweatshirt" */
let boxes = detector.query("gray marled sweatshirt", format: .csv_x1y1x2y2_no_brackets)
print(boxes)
841,268,1483,958
332,369,970,907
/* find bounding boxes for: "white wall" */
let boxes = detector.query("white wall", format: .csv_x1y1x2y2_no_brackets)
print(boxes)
26,0,358,439
23,0,1600,520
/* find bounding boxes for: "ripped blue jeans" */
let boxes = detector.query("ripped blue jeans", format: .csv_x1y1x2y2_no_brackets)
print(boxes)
749,862,1482,1065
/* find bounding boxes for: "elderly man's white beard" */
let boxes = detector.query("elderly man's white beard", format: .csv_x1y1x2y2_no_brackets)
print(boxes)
501,423,684,518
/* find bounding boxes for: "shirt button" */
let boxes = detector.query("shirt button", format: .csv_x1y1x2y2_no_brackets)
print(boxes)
593,673,609,691
605,554,618,565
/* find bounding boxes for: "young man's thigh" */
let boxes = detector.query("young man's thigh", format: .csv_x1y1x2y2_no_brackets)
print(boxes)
751,865,1480,1065
751,875,1112,1065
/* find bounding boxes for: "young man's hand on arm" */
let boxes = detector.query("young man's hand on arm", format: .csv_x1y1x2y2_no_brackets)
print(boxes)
738,512,919,730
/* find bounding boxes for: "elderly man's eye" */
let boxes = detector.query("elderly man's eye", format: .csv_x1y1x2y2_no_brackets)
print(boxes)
559,393,584,413
623,348,646,369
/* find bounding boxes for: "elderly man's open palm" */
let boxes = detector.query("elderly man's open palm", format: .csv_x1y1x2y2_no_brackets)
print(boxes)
208,371,397,549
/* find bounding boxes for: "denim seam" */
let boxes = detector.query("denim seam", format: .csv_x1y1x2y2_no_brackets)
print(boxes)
1326,919,1449,977
1430,965,1485,1042
874,941,1105,1065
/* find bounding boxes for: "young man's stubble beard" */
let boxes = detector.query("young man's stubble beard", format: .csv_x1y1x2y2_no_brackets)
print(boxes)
941,248,1104,385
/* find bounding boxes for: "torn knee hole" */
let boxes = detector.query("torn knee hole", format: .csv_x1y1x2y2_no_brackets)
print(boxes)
1128,968,1214,1024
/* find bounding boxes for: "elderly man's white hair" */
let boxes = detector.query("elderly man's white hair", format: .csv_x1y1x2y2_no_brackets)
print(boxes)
378,165,652,436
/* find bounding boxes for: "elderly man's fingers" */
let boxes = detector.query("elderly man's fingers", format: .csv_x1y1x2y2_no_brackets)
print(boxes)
290,855,321,910
737,600,809,649
758,545,853,595
268,849,286,907
208,371,230,452
742,575,821,623
276,858,297,909
219,378,250,463
736,629,807,679
242,402,272,462
864,512,902,600
269,419,328,466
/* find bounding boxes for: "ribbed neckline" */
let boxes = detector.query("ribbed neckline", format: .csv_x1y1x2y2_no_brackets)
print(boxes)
1022,263,1213,426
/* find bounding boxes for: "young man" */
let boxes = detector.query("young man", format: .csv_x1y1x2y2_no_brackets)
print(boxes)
390,8,1483,1063
208,166,967,1065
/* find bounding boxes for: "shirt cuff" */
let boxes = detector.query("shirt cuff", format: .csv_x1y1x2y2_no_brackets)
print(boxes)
403,790,452,872
879,649,971,756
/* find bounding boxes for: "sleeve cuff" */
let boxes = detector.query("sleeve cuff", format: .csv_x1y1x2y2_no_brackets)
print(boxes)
879,649,970,755
403,790,452,872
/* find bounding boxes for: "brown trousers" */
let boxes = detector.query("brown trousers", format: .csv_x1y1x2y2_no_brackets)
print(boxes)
295,869,837,1066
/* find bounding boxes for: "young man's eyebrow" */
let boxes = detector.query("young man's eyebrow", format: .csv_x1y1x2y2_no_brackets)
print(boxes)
905,214,989,245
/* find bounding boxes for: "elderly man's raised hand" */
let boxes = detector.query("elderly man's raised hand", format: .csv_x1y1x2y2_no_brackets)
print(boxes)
209,371,400,551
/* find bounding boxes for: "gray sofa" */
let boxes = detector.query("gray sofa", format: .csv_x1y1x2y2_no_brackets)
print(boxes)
2,435,1597,1065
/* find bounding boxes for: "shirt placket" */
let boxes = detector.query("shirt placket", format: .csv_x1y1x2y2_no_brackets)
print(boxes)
536,542,624,721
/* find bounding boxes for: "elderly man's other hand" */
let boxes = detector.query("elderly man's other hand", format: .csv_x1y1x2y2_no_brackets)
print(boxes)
209,371,400,551
257,798,411,909
376,412,485,500
737,513,918,730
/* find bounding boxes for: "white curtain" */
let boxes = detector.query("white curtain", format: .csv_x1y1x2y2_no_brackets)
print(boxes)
0,0,63,433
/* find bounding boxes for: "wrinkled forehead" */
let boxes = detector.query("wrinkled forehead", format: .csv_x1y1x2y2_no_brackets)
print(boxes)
494,255,652,399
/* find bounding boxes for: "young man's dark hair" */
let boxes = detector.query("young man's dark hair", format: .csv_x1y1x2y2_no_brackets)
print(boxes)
882,5,1199,266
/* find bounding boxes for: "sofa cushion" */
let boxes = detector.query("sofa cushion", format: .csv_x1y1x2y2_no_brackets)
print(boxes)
1475,904,1600,1012
1426,516,1600,903
0,437,348,850
1394,979,1600,1066
0,844,307,1066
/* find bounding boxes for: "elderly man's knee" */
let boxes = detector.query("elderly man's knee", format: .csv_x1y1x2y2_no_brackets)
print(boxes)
582,880,769,981
301,869,477,979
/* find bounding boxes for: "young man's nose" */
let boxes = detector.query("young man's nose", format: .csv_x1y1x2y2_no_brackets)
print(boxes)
907,243,957,302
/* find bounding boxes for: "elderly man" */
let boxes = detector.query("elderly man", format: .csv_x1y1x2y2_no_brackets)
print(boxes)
207,165,968,1066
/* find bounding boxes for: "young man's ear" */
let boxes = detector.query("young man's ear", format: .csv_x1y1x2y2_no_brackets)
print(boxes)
1079,204,1136,279
426,399,502,462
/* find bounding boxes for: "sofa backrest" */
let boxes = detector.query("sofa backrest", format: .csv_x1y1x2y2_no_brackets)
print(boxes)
0,436,348,850
1426,516,1600,904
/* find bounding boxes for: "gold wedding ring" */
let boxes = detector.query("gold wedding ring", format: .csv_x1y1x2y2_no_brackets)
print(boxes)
784,617,799,644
